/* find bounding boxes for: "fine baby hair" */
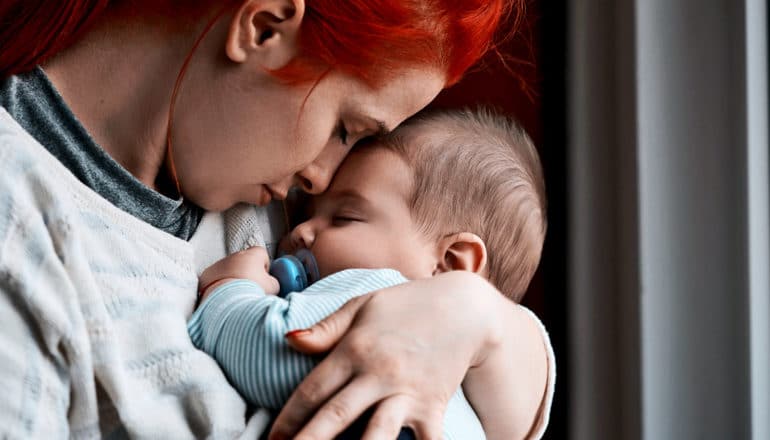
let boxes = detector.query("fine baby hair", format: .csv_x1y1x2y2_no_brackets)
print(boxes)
271,107,547,302
377,106,547,302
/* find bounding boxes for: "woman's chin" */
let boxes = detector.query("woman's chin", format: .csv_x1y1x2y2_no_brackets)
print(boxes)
192,195,236,213
188,186,273,211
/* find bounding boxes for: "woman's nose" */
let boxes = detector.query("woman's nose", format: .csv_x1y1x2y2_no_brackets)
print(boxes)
289,221,316,250
296,163,333,195
296,143,352,194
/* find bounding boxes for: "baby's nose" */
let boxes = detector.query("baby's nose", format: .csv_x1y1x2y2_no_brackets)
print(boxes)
289,221,315,250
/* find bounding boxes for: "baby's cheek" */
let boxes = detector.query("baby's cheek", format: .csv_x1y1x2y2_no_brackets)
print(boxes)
314,250,339,278
313,236,382,277
311,240,352,277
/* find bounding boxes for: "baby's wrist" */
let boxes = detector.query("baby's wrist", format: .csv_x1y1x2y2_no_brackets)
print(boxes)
199,277,240,302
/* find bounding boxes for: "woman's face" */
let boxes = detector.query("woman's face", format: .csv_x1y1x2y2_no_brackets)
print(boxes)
170,65,444,212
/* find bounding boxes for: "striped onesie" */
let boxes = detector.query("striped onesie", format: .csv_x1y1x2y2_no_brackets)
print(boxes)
187,269,488,439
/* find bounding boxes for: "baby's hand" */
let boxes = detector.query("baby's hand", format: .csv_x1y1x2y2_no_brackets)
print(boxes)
199,246,280,301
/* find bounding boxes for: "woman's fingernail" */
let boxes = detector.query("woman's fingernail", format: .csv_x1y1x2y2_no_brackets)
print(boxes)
285,329,311,338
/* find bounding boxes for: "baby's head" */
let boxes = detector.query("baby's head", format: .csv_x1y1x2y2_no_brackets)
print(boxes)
288,108,546,301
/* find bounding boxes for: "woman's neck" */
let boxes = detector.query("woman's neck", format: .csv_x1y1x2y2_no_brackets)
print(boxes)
42,9,207,191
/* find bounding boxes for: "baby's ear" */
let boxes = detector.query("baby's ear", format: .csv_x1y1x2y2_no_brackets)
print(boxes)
435,232,488,276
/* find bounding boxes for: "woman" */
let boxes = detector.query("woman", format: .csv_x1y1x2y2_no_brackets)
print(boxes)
0,0,553,438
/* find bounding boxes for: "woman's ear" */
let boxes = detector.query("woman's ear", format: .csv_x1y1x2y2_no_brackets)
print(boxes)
435,232,488,276
225,0,305,69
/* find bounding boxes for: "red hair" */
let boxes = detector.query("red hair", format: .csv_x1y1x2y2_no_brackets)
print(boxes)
0,0,518,86
275,0,515,86
0,1,109,77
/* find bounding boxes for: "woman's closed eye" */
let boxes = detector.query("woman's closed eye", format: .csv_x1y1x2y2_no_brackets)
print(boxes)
335,121,349,145
336,118,384,148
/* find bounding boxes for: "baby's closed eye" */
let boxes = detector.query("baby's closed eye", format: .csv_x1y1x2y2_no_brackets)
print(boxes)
332,214,364,226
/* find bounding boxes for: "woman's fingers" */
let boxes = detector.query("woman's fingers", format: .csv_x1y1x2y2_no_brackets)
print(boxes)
278,273,499,439
272,294,374,439
409,407,445,440
292,375,384,439
268,353,354,439
361,396,411,440
286,294,372,354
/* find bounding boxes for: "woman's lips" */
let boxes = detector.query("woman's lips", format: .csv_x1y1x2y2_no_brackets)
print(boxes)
258,185,272,205
266,185,288,200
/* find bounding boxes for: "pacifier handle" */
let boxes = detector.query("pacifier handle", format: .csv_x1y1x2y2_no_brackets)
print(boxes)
269,249,320,297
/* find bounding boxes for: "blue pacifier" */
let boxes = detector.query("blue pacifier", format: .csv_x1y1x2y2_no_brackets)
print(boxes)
269,248,321,297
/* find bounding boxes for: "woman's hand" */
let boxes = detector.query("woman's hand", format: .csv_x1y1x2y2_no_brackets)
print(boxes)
267,271,546,440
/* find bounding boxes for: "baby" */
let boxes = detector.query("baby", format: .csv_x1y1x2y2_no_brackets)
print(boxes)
187,107,547,438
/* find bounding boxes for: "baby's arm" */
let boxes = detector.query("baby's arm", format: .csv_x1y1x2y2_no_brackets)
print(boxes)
188,278,359,408
188,249,487,438
462,303,553,440
189,247,403,409
189,275,487,438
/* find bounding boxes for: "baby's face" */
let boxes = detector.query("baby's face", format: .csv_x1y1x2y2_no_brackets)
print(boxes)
287,147,438,279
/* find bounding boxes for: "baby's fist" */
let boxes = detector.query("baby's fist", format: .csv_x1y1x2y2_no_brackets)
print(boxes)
199,247,280,299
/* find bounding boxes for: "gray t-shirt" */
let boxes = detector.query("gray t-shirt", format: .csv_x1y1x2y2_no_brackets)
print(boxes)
0,67,202,240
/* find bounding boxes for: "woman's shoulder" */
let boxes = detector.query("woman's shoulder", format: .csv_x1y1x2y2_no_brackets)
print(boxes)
0,107,75,214
0,106,105,239
0,107,191,255
0,106,65,181
0,108,102,275
0,107,190,252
